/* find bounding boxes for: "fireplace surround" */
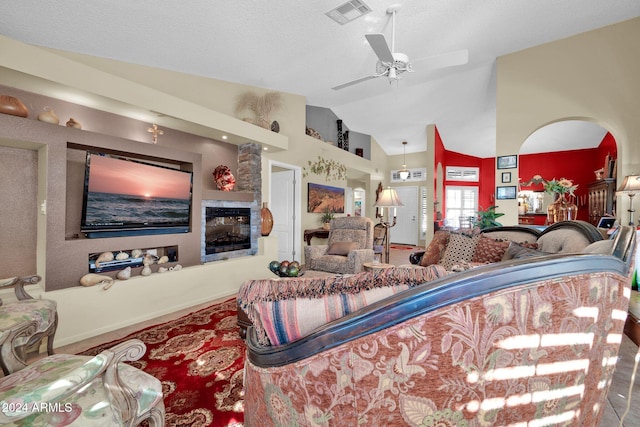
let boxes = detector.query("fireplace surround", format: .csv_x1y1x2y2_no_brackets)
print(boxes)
201,201,258,263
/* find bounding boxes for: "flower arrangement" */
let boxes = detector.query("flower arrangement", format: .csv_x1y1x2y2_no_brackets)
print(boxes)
544,177,578,195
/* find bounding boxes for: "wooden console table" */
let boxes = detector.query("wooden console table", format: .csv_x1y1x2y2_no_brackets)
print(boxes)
304,228,330,245
624,290,640,346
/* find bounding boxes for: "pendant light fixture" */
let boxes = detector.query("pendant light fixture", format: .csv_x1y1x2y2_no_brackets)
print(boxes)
399,141,410,180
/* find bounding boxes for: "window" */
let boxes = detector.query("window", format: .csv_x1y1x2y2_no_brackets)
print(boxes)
445,166,479,182
391,168,427,182
445,186,478,228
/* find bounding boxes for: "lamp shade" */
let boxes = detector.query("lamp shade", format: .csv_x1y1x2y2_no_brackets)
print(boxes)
616,175,640,195
374,187,404,207
399,169,410,180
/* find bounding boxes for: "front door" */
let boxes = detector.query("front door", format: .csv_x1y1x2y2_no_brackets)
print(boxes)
390,186,419,245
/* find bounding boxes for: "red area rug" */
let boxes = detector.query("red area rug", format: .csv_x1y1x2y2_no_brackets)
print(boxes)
81,298,245,426
390,244,418,250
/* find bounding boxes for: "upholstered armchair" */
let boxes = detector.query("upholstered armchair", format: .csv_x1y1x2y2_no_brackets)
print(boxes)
0,330,165,426
0,275,58,374
304,216,374,274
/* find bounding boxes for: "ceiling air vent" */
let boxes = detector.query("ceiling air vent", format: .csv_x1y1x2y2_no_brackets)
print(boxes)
326,0,373,25
391,168,427,183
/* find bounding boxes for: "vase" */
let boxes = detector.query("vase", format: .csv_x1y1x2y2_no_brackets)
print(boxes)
37,106,59,124
0,95,29,117
261,202,274,236
547,193,578,224
322,222,330,230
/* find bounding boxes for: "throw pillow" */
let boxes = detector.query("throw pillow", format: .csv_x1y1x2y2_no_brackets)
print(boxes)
472,235,511,264
420,231,451,266
438,233,480,270
327,241,357,256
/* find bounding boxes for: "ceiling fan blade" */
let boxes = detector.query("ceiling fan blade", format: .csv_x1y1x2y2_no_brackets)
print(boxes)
332,74,381,91
412,49,469,70
365,33,395,64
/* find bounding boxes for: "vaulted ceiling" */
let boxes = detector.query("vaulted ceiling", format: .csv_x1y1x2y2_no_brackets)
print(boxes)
1,1,638,157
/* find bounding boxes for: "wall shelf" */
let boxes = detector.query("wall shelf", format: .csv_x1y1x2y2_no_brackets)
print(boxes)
202,189,254,202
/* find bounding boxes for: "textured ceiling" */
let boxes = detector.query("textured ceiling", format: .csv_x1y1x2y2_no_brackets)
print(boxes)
1,1,638,157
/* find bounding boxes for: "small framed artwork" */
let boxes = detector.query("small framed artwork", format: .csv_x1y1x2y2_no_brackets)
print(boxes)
501,172,511,183
497,155,517,169
496,186,517,200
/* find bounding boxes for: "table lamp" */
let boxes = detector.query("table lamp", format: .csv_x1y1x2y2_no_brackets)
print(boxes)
373,187,404,263
616,174,640,226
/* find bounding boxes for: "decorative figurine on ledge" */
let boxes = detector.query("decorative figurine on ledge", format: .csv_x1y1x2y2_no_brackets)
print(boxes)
213,164,236,191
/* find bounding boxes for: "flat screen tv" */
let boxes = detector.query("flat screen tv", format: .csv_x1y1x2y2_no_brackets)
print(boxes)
81,151,193,238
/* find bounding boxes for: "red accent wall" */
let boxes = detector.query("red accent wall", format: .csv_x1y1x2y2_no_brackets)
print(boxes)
519,133,616,222
436,126,495,214
435,129,615,224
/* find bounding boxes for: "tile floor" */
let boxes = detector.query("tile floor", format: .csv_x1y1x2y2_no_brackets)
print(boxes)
32,247,640,425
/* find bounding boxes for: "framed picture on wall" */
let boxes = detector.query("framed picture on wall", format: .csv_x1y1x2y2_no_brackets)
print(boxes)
497,155,518,169
496,185,517,200
501,172,511,183
308,183,345,213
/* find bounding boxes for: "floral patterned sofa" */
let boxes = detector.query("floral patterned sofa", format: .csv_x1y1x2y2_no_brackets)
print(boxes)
243,224,636,426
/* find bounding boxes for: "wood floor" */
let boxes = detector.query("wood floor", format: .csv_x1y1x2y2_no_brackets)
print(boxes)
36,247,640,426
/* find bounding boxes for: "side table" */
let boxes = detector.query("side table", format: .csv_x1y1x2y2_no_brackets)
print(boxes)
624,290,640,346
303,228,330,245
363,262,395,273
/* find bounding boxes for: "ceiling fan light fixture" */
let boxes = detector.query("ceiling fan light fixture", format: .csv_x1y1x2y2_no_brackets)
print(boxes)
399,141,409,180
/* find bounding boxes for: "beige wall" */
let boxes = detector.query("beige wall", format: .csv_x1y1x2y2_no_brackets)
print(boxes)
496,17,640,225
0,35,386,347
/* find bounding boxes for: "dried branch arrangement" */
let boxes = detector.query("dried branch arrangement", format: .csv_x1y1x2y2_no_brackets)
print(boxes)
235,91,282,129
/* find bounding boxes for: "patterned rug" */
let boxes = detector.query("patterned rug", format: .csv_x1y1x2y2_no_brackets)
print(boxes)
81,298,245,426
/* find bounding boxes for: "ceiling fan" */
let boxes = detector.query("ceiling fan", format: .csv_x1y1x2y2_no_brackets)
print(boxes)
332,5,469,91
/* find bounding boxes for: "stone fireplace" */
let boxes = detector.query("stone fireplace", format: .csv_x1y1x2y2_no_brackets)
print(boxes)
201,143,262,263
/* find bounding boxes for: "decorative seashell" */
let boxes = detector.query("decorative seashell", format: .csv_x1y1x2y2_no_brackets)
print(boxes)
102,281,114,290
157,255,169,264
65,117,82,129
157,267,169,273
131,249,143,258
170,264,182,272
140,265,152,276
115,251,129,260
80,273,113,287
116,266,131,280
37,107,59,124
143,254,155,266
94,251,114,268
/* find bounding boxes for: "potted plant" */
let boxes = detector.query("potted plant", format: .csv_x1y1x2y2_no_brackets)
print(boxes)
320,209,334,230
474,205,504,229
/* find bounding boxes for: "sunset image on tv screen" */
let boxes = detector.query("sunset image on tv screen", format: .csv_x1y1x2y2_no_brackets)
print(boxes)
82,154,192,228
